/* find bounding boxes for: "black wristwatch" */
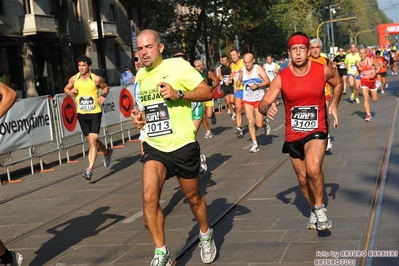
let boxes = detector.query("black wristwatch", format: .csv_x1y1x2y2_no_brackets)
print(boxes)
263,106,269,116
100,93,107,98
177,90,184,100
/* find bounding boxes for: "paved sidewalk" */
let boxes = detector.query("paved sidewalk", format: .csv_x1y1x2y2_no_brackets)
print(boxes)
0,75,398,265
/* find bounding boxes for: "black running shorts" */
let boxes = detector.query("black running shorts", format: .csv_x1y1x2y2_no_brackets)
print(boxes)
282,131,327,160
77,112,102,136
141,141,201,179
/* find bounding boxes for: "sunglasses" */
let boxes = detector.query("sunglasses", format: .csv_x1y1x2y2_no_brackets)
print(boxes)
134,57,139,62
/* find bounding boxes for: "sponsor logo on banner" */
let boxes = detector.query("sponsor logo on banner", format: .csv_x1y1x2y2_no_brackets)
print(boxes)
119,88,134,118
61,96,78,132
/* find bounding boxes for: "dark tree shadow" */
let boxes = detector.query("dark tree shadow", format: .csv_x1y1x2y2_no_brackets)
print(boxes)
30,206,125,266
89,153,142,183
276,183,340,217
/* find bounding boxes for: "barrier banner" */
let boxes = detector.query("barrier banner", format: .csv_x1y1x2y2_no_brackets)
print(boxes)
101,85,135,127
55,94,82,137
0,96,53,154
56,85,135,132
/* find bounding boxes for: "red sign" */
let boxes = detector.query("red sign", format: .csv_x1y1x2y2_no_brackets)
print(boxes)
61,96,78,132
119,88,134,118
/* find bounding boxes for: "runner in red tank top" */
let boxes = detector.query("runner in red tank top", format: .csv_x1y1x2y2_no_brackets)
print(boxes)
375,50,388,94
258,32,343,231
356,48,381,122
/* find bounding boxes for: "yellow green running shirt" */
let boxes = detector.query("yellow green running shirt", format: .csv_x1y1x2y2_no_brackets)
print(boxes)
135,58,203,152
345,53,361,75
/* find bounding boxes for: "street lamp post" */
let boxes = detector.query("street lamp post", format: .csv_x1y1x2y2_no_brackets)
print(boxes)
327,4,340,54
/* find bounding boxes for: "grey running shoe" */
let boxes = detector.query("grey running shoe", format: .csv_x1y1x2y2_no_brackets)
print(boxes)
264,118,271,135
103,148,114,168
211,112,217,125
199,228,217,264
82,168,93,180
150,249,172,266
249,143,259,153
307,210,317,230
204,131,213,139
234,126,243,138
2,251,24,266
314,206,332,230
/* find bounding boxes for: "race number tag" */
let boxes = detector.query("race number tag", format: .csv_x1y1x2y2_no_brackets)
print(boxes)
144,102,173,137
291,106,318,132
79,96,95,111
350,64,357,72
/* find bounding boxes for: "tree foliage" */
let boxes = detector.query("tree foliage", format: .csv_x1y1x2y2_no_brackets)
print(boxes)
143,0,392,64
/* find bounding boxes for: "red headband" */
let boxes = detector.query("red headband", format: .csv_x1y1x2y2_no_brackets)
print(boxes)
288,35,310,48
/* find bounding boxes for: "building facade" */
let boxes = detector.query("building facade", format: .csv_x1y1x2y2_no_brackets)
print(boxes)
0,0,154,97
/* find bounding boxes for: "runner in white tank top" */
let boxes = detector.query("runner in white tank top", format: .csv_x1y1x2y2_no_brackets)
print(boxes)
238,53,271,153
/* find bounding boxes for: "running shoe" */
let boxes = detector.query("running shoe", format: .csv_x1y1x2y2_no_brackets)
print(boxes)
307,210,317,230
314,206,332,231
199,228,217,264
385,83,388,89
249,143,259,153
82,168,93,180
211,112,217,125
380,90,385,95
365,114,372,122
199,153,207,174
264,118,271,135
231,113,236,121
150,248,172,266
355,98,360,104
103,148,114,168
1,251,24,266
227,109,231,115
326,136,332,152
204,131,213,139
234,126,243,138
342,90,346,95
350,93,355,101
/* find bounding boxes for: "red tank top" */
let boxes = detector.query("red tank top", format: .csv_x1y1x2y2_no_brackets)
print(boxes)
357,58,376,82
375,57,387,73
279,61,328,142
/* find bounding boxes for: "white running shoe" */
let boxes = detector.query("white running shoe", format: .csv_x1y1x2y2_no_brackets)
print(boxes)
204,131,213,139
249,143,259,153
234,126,243,138
227,109,231,115
199,153,207,174
314,206,332,231
264,118,271,135
326,136,332,152
231,113,236,121
199,228,217,264
307,210,317,230
150,248,172,266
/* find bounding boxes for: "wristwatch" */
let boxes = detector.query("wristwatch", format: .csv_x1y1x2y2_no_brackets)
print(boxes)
177,90,184,100
100,93,107,98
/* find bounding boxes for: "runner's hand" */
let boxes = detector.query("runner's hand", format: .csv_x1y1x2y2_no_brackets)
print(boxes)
131,109,145,130
267,102,279,120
